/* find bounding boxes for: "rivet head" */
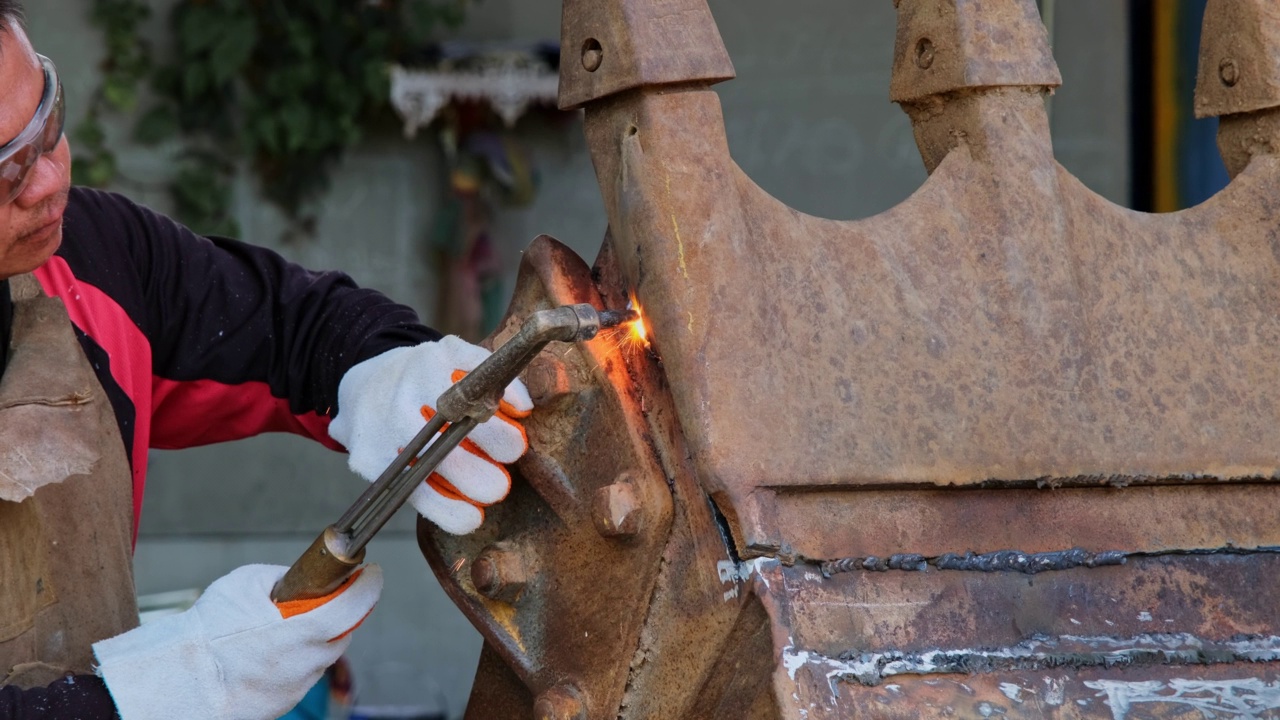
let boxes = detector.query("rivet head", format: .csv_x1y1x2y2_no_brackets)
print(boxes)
914,37,935,69
582,38,604,73
1220,57,1240,87
593,475,641,538
471,545,527,603
535,684,586,720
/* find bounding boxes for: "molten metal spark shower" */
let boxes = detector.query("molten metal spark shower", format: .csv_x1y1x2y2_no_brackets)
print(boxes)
595,297,649,355
627,296,649,348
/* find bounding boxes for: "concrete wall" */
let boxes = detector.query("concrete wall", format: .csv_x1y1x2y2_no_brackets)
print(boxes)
25,1,1130,716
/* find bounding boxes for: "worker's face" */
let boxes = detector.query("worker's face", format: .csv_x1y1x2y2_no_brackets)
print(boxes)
0,21,70,280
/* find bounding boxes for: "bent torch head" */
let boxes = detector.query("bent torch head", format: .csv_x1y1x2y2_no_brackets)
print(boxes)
598,308,639,330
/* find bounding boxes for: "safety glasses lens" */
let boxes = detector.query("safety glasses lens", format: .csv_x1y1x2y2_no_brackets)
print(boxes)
0,58,65,205
0,144,38,204
41,85,64,150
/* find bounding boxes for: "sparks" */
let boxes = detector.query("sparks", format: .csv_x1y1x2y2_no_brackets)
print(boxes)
627,296,649,346
597,295,652,356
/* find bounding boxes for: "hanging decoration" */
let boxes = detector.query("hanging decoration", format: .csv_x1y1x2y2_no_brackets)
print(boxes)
391,43,574,341
389,46,562,136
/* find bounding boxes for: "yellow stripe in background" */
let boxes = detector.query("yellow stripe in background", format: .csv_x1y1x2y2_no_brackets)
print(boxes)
1152,1,1181,213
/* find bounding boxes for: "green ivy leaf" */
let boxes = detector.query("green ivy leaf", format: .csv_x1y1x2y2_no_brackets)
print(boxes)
178,5,224,54
102,76,137,112
182,64,208,102
285,19,315,59
85,0,477,233
72,152,117,188
73,116,106,148
209,17,258,84
250,114,282,155
279,103,313,152
133,105,180,145
362,62,389,101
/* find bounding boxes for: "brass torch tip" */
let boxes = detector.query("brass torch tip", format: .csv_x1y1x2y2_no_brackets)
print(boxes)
598,309,639,329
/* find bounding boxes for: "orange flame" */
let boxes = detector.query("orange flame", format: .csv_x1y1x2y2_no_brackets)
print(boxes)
626,295,650,348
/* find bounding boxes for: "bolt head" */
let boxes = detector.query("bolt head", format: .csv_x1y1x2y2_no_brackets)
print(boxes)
1220,58,1240,87
914,37,935,70
593,477,641,538
581,38,604,73
524,355,573,405
471,546,527,603
535,685,586,720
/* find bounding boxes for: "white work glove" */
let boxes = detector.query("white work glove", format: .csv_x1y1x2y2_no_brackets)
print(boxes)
93,563,382,720
328,335,534,535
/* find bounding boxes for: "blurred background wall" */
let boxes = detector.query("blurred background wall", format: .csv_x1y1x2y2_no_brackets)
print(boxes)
25,1,1131,716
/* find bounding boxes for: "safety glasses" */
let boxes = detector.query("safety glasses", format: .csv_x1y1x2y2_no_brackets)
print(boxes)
0,55,65,206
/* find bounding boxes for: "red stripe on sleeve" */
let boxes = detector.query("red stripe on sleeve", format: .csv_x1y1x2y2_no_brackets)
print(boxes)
150,377,340,451
34,256,344,543
34,256,152,533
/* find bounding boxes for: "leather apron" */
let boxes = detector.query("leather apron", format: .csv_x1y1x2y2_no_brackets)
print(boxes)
0,273,139,689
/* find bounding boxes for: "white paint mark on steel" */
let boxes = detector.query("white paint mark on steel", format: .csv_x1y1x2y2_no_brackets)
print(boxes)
999,683,1025,702
1043,676,1067,706
716,557,778,601
783,646,814,681
808,600,931,609
781,635,1280,688
1084,678,1280,720
781,644,876,697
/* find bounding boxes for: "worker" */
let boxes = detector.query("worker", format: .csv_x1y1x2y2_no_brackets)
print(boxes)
0,2,532,718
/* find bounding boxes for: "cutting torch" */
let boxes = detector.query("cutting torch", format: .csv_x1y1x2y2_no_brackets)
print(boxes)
271,303,637,603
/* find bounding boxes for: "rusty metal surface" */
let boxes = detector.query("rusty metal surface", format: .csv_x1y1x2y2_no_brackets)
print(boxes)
756,555,1280,718
752,553,1280,660
1217,108,1280,178
764,483,1280,561
588,237,772,719
889,0,1061,104
1195,0,1280,118
557,0,735,110
419,236,767,719
619,92,1280,494
417,236,676,719
421,0,1280,718
785,664,1280,719
584,0,1280,535
1196,0,1280,177
463,644,534,720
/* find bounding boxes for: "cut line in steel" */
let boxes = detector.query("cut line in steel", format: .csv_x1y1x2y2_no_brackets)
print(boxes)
817,546,1280,577
785,634,1280,688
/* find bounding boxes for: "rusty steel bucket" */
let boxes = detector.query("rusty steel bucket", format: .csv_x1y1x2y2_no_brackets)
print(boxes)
417,0,1280,717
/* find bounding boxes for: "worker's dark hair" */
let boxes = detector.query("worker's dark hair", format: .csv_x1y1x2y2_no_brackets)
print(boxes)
0,0,22,63
0,0,23,28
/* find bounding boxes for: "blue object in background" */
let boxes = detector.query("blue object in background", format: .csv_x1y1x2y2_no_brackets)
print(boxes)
1174,0,1230,208
348,710,444,720
277,675,330,720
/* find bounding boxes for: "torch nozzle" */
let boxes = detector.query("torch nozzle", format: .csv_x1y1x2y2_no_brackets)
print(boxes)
598,309,639,329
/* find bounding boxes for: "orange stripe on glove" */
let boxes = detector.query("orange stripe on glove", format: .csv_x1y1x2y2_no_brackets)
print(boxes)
327,336,534,536
275,568,375,643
